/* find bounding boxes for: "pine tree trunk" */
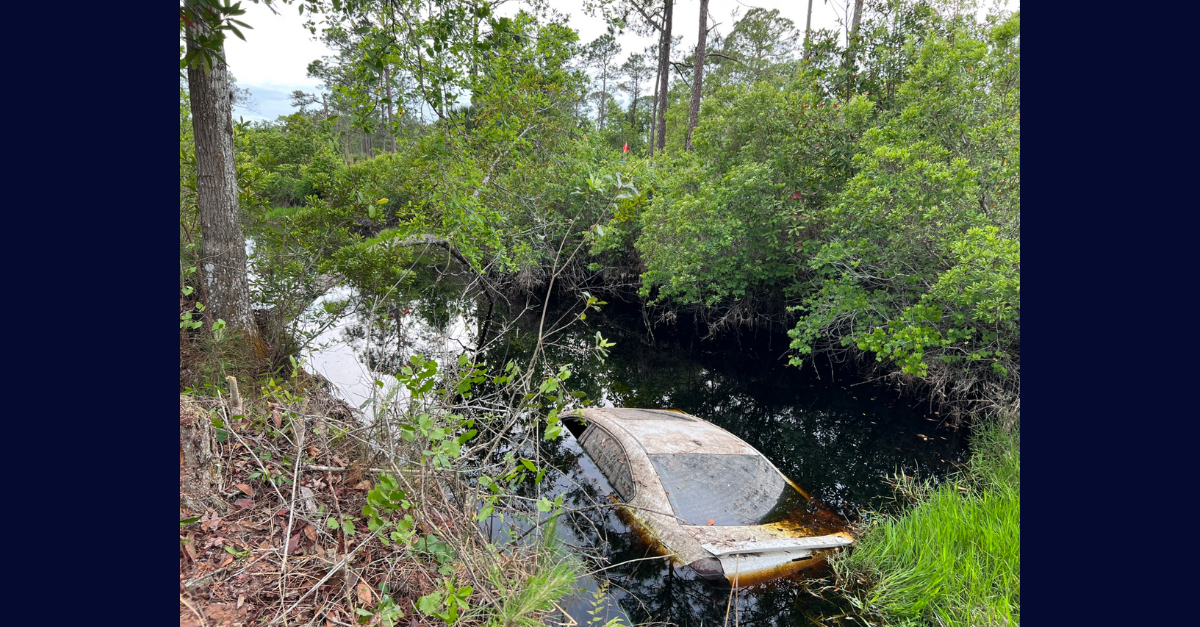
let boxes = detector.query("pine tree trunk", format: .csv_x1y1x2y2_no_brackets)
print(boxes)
180,395,220,511
186,18,262,354
685,0,709,151
805,0,814,51
384,65,397,153
629,84,638,129
845,0,865,98
599,69,608,131
654,0,674,152
649,46,661,155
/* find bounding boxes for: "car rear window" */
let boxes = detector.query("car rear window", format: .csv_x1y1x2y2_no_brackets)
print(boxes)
648,454,802,526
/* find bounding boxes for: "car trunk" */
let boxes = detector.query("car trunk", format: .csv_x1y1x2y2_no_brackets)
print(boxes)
684,525,853,583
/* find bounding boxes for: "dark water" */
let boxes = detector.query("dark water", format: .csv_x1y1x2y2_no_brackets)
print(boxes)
304,281,967,626
477,302,968,627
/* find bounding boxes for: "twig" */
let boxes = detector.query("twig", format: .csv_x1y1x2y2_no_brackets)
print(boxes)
180,594,207,627
303,464,394,473
724,554,740,627
217,390,290,508
583,553,675,577
183,553,269,590
277,413,307,622
267,538,371,627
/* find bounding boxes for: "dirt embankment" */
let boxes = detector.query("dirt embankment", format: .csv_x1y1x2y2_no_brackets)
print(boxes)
178,376,449,627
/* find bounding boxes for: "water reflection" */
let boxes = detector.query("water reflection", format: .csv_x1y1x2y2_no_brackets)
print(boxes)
479,303,966,626
301,283,478,417
303,280,966,625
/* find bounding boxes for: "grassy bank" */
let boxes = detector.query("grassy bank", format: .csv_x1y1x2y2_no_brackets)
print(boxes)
835,422,1020,626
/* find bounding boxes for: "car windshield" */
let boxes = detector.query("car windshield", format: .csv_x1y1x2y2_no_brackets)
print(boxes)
648,454,808,526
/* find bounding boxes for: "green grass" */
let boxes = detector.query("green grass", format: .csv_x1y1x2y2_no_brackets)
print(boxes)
486,515,593,627
835,422,1020,626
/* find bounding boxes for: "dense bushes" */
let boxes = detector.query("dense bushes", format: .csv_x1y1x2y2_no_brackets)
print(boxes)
790,13,1021,416
231,3,1020,420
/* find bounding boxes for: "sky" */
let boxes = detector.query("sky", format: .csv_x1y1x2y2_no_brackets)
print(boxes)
224,0,1015,121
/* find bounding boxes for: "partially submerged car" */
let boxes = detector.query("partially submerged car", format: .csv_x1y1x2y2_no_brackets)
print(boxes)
566,407,852,586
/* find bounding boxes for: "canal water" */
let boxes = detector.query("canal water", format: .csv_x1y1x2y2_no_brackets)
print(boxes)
301,278,967,626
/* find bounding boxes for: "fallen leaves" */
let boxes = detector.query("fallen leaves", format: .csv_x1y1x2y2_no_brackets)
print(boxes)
356,580,372,604
182,534,199,561
201,511,223,532
204,603,247,623
235,484,255,497
234,498,256,509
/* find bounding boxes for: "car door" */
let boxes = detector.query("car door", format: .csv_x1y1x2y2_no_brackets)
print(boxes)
578,424,636,502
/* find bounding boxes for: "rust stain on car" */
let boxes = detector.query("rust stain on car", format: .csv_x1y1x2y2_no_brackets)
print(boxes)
570,407,854,587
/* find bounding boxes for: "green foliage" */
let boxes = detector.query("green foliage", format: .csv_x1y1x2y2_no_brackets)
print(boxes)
239,113,343,206
179,0,256,74
834,421,1020,625
789,13,1020,410
637,74,871,306
485,514,586,627
417,578,473,626
362,474,416,547
356,583,406,627
489,558,578,627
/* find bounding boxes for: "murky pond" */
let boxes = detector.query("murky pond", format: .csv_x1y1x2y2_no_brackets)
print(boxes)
300,276,966,626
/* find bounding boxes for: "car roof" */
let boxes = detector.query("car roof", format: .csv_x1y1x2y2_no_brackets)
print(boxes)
578,408,759,456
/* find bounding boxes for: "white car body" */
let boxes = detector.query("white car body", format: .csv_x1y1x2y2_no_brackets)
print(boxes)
569,407,853,585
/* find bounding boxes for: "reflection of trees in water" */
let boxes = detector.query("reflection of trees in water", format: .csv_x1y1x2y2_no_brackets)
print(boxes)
526,428,853,627
345,293,967,626
341,270,481,376
512,311,968,521
471,302,966,626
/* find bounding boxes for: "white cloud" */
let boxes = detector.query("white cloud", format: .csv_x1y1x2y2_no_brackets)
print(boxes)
224,2,335,120
220,0,1017,121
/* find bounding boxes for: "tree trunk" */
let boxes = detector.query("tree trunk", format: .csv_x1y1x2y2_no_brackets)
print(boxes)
805,0,813,51
186,17,263,355
851,0,864,38
599,69,608,131
629,83,639,129
684,0,709,151
180,395,220,512
654,0,674,152
845,0,865,98
384,65,397,153
649,44,661,155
